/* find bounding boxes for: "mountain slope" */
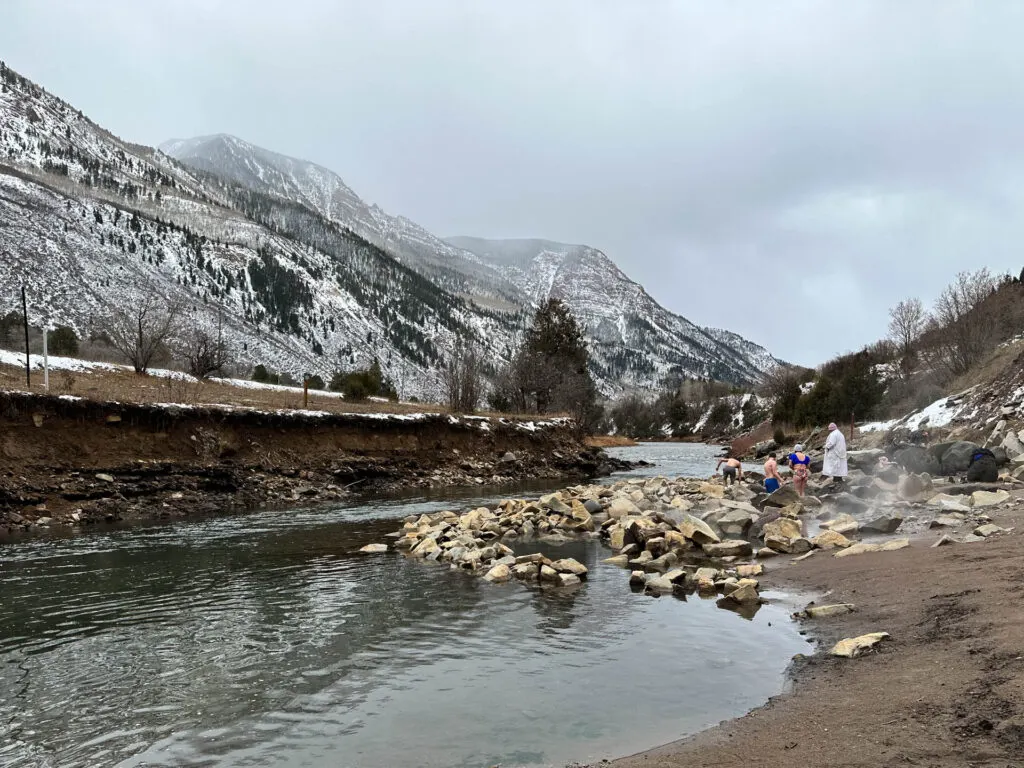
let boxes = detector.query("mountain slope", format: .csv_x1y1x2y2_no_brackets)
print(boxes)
447,237,777,386
0,61,514,399
0,58,776,402
162,136,778,389
160,134,523,311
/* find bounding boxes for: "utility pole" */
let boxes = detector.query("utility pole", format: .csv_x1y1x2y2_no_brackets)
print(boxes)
42,324,49,391
21,285,30,388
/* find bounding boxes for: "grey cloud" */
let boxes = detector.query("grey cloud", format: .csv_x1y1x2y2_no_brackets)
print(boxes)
4,0,1024,365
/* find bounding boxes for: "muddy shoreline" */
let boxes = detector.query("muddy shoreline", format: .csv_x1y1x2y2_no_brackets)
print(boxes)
0,390,635,534
585,513,1024,767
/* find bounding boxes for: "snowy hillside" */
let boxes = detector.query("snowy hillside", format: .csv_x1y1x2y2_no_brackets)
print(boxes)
448,237,778,387
0,59,776,400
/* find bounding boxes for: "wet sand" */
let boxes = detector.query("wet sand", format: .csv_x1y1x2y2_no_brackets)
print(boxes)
602,507,1024,767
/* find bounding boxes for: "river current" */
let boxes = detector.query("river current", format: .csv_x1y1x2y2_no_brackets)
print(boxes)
0,443,809,768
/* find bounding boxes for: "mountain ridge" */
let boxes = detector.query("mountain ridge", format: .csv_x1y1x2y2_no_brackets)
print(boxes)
0,59,776,402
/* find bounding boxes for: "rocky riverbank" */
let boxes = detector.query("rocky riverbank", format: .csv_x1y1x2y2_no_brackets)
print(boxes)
0,390,635,534
362,444,1024,767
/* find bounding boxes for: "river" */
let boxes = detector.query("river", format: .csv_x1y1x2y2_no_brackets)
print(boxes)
0,443,809,768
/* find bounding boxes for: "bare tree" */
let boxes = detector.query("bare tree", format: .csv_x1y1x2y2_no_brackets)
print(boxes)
887,298,927,377
102,288,184,374
441,343,484,413
183,313,230,379
928,269,999,377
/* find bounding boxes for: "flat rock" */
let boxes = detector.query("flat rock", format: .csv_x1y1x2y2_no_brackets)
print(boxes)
703,539,754,558
811,530,853,550
557,572,581,587
603,554,631,567
803,603,856,619
550,558,588,577
358,543,389,553
932,535,957,547
736,563,763,577
861,515,904,534
644,575,675,593
929,515,965,529
971,489,1011,507
974,523,1007,537
95,473,115,483
608,497,641,518
483,564,512,583
927,493,973,511
833,538,910,558
830,632,890,657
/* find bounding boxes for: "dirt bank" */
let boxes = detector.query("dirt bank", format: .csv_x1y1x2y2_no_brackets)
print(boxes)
0,391,627,532
601,514,1024,767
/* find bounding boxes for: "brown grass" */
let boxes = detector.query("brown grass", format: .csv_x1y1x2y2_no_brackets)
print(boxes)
0,359,574,423
585,435,638,448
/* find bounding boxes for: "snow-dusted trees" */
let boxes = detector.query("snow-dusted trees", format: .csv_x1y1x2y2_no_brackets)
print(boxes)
100,287,184,374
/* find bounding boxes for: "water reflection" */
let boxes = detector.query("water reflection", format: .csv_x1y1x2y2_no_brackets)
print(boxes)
0,444,809,768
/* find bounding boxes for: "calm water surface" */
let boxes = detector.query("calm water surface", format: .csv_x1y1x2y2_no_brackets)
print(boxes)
0,443,809,768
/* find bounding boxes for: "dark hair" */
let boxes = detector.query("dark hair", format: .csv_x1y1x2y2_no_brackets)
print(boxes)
768,452,777,458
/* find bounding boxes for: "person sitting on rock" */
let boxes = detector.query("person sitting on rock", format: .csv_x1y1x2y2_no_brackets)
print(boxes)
788,444,811,497
763,452,785,494
716,455,744,486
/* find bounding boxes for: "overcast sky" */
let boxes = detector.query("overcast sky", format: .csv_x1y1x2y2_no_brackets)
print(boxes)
4,1,1024,365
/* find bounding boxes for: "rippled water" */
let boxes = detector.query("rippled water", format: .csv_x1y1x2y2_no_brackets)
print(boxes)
0,444,809,768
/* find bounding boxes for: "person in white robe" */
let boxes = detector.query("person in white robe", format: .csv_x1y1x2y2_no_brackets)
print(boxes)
823,422,849,481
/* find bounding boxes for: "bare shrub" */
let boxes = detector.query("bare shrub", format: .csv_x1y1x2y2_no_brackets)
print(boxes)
926,269,999,378
183,314,230,379
441,343,484,414
101,287,185,374
56,371,76,395
159,374,204,405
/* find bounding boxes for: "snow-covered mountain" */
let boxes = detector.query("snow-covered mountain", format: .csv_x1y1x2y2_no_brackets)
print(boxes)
447,237,777,386
160,134,523,312
0,59,776,400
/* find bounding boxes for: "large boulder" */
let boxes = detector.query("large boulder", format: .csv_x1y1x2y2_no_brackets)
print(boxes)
762,516,802,541
676,514,721,545
550,558,589,577
762,485,802,508
831,493,869,515
608,497,642,518
1001,432,1024,460
716,509,755,537
938,441,982,475
894,446,941,475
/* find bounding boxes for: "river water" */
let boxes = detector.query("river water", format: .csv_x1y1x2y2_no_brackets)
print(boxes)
0,443,809,768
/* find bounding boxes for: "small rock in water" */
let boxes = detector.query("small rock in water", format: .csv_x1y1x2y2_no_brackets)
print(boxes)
358,543,389,554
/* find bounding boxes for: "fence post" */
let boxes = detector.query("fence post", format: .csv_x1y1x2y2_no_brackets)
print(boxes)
303,379,309,410
43,324,49,391
21,285,30,388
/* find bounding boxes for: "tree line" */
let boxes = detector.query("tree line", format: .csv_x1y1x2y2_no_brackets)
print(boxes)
766,267,1024,427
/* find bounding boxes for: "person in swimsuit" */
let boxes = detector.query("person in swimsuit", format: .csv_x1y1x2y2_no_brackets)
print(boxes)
763,452,784,494
788,444,811,497
716,455,744,486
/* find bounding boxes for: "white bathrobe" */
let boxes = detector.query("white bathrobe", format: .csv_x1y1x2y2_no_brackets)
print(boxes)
823,428,849,477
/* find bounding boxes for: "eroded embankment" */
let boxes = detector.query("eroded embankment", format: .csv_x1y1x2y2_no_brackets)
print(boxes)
0,391,620,531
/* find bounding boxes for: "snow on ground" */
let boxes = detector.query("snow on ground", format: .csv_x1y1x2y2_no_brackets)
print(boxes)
859,419,898,433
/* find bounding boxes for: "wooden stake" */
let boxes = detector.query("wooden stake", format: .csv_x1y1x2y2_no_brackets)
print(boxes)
303,379,309,410
43,324,49,391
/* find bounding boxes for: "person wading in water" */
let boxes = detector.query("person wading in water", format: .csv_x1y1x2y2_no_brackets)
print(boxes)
716,455,744,486
788,444,811,497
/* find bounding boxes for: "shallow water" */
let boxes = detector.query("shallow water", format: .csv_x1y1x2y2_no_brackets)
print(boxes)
0,444,809,768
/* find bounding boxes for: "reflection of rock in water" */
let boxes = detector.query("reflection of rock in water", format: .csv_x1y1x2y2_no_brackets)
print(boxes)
715,599,762,621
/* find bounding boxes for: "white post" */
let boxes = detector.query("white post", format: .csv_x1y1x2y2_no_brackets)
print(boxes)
42,326,49,391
